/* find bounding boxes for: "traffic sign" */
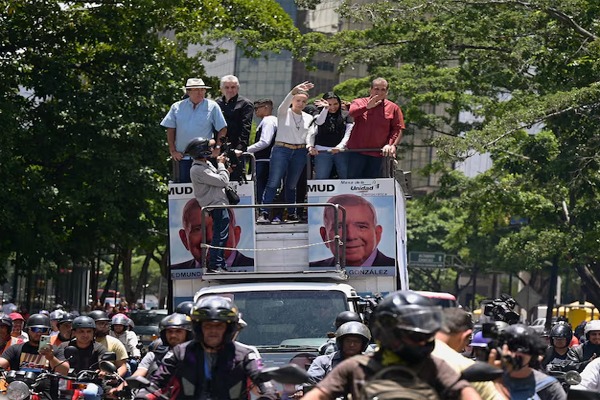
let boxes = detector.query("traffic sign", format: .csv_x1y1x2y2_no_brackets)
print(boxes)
409,252,446,268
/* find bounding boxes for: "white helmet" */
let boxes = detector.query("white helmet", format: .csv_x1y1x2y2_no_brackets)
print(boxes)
584,320,600,338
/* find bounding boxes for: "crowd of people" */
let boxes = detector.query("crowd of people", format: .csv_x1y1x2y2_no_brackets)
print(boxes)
162,75,405,224
4,292,600,399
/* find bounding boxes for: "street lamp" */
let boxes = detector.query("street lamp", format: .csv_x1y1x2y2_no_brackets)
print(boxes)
142,284,150,306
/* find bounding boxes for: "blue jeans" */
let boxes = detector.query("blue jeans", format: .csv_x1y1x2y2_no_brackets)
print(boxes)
347,153,383,179
314,151,349,179
255,161,269,204
209,209,230,269
262,146,307,216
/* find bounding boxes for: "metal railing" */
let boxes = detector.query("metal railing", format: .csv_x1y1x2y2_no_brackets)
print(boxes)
305,148,396,179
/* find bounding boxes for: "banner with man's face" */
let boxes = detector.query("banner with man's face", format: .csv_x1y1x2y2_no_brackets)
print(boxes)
307,178,397,276
168,182,256,280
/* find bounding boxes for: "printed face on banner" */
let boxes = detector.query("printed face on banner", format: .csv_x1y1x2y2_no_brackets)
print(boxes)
168,183,255,277
307,179,397,276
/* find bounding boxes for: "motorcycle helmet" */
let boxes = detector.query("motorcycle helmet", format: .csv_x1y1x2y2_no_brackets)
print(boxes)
190,296,239,345
550,323,573,347
334,311,362,329
369,290,442,362
500,324,546,356
335,321,371,352
26,314,51,330
0,315,13,331
72,316,96,330
58,313,76,326
9,313,25,322
175,301,195,316
584,320,600,339
87,310,111,322
159,313,193,344
184,138,213,159
49,310,65,322
111,313,130,330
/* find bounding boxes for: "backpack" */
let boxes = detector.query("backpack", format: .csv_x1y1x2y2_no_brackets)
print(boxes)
356,355,441,400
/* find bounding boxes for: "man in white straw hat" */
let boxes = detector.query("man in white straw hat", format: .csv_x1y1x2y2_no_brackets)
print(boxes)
161,78,228,183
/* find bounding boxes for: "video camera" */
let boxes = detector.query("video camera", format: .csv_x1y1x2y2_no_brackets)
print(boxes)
483,294,520,325
218,137,246,183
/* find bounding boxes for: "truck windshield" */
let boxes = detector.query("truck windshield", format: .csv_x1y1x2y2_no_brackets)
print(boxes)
203,290,348,347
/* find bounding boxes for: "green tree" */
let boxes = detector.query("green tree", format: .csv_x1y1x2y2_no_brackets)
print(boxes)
1,0,298,307
314,0,600,308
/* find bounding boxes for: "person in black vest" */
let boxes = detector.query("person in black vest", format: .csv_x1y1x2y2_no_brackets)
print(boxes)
216,75,254,153
138,296,275,400
247,99,277,207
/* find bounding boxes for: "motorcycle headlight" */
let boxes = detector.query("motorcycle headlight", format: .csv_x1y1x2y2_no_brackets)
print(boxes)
7,381,30,400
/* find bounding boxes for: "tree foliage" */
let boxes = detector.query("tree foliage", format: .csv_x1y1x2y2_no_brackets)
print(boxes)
1,0,298,306
312,0,600,308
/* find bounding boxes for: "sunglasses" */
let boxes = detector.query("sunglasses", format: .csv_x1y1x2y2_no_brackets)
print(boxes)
403,330,434,344
29,327,50,334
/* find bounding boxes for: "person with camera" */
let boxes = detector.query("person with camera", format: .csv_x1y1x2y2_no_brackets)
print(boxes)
301,290,480,400
137,296,275,400
185,138,231,273
567,319,600,372
491,324,566,400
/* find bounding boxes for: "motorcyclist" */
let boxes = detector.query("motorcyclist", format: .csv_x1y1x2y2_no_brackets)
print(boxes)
567,319,600,372
493,324,565,400
0,315,23,353
132,313,194,378
51,312,75,346
49,309,65,336
9,312,28,341
541,322,574,372
302,290,479,400
88,310,129,378
307,321,371,384
109,313,141,373
139,295,276,400
318,311,363,355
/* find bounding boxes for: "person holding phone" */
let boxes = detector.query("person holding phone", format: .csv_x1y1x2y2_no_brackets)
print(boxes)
0,313,69,374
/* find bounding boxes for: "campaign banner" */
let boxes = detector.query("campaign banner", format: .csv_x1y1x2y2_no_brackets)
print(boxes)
307,179,397,276
168,181,256,280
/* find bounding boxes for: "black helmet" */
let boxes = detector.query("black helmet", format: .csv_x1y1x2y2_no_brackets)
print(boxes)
335,311,362,329
159,313,193,344
335,321,371,352
72,316,96,330
184,138,212,159
175,301,195,316
26,314,51,330
550,323,573,347
500,324,545,356
0,315,13,330
87,310,110,322
58,313,76,326
191,296,239,345
369,291,442,362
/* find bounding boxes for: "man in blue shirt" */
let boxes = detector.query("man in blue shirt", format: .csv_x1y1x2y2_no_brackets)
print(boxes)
161,78,227,183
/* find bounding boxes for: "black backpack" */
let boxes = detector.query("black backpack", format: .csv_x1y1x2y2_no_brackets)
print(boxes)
356,355,441,400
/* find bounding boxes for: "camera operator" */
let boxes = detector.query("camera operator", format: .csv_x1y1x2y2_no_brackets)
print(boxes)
185,138,231,273
567,319,600,372
492,325,566,400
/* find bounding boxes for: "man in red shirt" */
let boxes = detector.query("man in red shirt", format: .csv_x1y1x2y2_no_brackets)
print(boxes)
346,77,404,179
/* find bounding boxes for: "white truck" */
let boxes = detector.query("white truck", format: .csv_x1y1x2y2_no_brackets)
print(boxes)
167,173,409,367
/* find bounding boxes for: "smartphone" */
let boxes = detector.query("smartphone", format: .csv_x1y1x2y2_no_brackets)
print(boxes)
39,335,52,350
